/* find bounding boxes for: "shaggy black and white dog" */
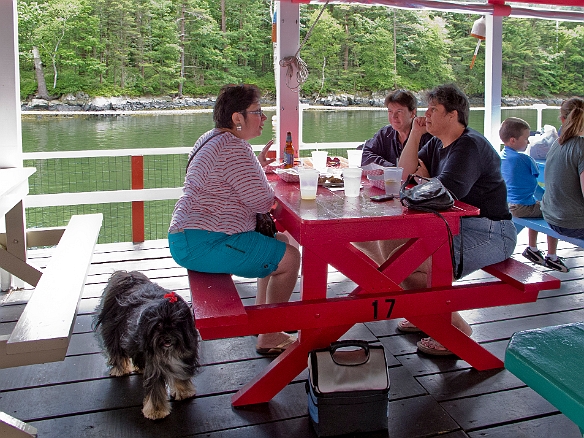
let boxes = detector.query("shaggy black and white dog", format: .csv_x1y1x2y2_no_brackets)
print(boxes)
94,270,199,420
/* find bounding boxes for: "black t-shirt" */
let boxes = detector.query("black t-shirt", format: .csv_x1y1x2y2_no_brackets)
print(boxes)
419,128,511,220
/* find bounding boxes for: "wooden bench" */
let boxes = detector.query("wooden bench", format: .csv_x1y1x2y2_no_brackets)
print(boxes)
188,257,559,405
512,216,584,248
188,270,247,339
0,213,103,368
189,258,559,344
505,322,584,436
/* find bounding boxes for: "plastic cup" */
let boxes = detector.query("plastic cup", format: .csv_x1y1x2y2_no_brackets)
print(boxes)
298,168,320,200
383,167,403,196
347,149,363,168
311,151,328,172
343,168,362,197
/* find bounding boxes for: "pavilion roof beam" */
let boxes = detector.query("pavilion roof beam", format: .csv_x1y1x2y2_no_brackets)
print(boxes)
308,0,584,22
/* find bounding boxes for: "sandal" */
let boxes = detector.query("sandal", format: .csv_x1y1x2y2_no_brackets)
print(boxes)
256,334,296,356
397,319,422,333
416,337,454,356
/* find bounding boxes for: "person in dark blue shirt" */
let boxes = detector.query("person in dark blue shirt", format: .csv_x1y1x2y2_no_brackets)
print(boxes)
359,90,432,167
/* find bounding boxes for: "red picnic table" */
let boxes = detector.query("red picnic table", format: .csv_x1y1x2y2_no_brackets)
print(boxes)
189,174,560,406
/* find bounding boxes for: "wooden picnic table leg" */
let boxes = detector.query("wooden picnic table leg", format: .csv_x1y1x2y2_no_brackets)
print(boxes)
299,246,328,300
428,240,454,288
0,202,42,287
408,313,503,370
231,325,352,406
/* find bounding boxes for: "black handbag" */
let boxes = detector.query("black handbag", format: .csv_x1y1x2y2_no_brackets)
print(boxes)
255,212,277,237
399,174,454,211
399,174,463,279
186,131,276,238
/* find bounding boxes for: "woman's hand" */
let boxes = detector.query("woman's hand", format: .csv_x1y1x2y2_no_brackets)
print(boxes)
258,139,276,167
415,159,430,178
411,116,428,136
398,117,427,176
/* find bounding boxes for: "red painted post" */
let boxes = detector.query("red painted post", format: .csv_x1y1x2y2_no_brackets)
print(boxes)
131,156,145,243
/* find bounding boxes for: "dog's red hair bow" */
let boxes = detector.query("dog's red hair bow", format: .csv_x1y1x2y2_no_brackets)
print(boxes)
164,292,178,303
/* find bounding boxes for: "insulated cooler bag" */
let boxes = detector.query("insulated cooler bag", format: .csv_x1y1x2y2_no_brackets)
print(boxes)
307,340,390,436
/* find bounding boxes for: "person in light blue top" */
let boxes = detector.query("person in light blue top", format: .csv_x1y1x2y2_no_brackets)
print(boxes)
499,117,567,272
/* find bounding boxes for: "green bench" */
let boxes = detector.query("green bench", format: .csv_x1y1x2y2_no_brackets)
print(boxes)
505,322,584,436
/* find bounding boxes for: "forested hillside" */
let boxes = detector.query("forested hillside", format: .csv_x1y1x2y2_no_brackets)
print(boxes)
16,0,584,100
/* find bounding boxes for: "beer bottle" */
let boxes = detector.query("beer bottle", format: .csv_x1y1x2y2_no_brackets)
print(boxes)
283,131,294,168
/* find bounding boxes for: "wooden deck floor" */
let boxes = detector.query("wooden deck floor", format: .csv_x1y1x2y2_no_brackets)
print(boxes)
1,230,584,438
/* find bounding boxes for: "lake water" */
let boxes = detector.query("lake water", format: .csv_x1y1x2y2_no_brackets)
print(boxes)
21,107,561,152
20,107,561,243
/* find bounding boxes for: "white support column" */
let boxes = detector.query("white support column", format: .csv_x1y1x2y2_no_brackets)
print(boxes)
0,0,23,168
484,14,503,149
276,0,300,157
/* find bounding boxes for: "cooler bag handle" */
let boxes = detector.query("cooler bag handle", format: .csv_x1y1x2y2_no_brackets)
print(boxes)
329,340,370,366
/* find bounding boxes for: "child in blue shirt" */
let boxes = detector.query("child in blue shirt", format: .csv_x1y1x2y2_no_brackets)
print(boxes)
500,117,568,272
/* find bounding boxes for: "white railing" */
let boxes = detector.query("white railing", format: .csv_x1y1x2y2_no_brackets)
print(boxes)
21,103,560,241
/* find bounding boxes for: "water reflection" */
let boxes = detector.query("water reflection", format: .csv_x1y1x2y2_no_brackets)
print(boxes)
21,108,562,153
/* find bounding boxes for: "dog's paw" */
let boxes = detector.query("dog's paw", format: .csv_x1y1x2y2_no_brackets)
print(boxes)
109,358,135,376
110,366,130,377
171,380,196,401
142,397,170,420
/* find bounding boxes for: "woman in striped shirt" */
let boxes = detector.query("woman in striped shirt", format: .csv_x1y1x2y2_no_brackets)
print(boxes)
169,84,300,355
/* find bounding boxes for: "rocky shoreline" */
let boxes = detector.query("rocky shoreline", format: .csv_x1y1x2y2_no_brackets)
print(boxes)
21,91,566,113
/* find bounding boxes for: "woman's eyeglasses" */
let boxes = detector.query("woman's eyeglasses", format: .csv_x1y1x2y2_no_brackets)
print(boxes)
246,109,265,116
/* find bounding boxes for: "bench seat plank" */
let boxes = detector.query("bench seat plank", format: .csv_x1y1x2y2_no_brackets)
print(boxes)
513,217,584,248
506,322,584,434
482,258,559,292
188,271,247,332
1,214,102,366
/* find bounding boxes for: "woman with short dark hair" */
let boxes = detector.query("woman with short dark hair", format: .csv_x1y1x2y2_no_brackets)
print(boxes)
360,89,433,167
397,83,516,356
169,84,300,355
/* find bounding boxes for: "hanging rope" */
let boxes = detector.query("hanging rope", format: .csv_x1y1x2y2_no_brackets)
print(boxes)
279,0,330,90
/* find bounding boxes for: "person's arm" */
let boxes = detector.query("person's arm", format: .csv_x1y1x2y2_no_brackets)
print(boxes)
580,171,584,198
398,117,426,179
360,127,396,167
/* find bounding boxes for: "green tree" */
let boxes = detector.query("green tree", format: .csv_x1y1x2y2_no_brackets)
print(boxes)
301,7,345,95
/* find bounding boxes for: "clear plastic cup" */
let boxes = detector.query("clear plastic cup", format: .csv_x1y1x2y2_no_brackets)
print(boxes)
383,167,403,196
311,150,328,172
298,168,320,200
347,149,363,168
343,168,362,197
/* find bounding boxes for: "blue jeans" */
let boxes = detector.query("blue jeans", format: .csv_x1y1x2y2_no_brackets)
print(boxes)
454,217,517,278
549,224,584,240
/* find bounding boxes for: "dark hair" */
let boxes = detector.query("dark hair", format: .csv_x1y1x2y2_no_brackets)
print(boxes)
213,84,261,129
426,84,469,127
385,90,417,112
559,97,584,145
499,117,530,143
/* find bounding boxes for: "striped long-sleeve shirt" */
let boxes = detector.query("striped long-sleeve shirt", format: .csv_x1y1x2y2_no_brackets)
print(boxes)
169,129,275,235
